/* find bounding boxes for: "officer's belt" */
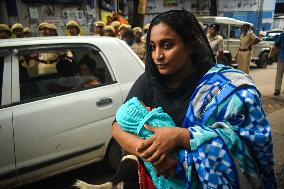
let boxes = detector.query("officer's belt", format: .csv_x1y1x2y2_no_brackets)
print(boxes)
39,59,58,64
239,48,251,52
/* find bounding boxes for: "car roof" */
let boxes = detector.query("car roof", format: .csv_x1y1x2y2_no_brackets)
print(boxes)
0,36,123,48
196,16,254,27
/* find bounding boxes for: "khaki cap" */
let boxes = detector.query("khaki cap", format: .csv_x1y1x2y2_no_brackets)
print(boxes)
132,27,142,33
103,25,115,33
23,27,31,33
119,24,130,30
66,20,79,28
94,21,106,27
111,21,120,28
46,23,57,31
143,23,150,30
38,22,49,30
0,24,11,32
11,23,24,32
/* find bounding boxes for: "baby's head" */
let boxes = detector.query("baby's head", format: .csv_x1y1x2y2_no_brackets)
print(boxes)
116,97,149,128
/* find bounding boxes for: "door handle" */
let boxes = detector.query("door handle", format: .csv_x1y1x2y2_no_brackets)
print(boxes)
96,97,112,106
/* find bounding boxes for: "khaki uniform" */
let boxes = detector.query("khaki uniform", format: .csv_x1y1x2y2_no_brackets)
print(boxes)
38,53,59,75
131,42,146,61
236,32,257,74
20,56,38,76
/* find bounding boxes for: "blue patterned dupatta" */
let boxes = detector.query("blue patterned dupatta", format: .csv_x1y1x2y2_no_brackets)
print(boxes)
177,64,276,189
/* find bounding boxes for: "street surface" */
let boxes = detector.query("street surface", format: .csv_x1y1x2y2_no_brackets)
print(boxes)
17,63,284,189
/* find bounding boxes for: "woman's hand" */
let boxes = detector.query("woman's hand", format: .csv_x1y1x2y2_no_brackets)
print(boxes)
154,155,178,178
137,125,189,165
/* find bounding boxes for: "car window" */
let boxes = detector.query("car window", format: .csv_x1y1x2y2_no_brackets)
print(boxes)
263,32,282,41
229,26,241,39
17,45,114,102
219,24,228,39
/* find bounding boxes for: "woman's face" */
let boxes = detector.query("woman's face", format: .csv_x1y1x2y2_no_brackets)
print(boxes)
150,23,192,76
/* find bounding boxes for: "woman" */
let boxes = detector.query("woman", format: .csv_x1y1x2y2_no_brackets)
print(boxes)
112,10,276,189
78,55,101,88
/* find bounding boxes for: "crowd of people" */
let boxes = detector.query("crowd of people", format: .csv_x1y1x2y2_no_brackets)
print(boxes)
0,12,148,62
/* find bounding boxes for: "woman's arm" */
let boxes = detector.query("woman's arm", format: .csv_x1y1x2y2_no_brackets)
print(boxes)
112,122,144,156
136,125,190,165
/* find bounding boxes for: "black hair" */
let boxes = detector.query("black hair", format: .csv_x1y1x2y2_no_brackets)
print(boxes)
146,10,215,76
56,58,74,77
122,29,135,46
122,29,135,39
79,55,97,74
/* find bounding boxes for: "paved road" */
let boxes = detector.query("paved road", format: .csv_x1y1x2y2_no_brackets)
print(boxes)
18,161,115,189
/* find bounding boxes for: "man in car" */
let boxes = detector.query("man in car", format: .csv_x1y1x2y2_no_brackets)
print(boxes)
11,23,24,38
0,24,11,39
207,23,224,63
235,23,260,74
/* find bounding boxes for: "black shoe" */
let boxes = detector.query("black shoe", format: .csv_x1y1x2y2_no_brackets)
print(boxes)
274,91,280,96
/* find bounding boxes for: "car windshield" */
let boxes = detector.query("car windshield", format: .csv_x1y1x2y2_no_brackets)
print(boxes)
263,31,283,41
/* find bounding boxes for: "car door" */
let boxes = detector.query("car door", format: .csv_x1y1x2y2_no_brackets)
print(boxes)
0,51,18,188
11,44,123,183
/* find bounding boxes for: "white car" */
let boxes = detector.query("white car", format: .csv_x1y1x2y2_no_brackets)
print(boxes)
0,36,144,188
197,16,273,68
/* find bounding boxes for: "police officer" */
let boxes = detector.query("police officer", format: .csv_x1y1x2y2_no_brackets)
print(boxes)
111,21,121,37
141,23,150,42
11,23,24,38
37,23,59,74
0,24,11,39
131,27,146,61
119,24,131,38
235,23,260,74
23,27,32,37
46,23,58,36
93,21,106,36
66,20,80,36
38,22,49,36
207,23,224,64
103,26,116,37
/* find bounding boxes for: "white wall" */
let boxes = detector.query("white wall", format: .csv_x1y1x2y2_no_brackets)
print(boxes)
218,0,276,12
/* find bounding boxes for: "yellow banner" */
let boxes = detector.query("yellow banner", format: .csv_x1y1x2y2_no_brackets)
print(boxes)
138,0,147,14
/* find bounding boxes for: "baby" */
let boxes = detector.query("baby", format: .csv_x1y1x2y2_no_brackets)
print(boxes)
74,97,185,189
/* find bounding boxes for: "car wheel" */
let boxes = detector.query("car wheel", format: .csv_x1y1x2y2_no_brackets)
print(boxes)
106,139,125,170
257,52,269,68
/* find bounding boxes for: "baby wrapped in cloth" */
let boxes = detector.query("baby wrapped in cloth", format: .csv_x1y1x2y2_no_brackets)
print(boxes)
116,97,186,189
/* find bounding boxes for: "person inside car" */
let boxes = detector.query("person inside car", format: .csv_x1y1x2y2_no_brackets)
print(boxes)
76,55,101,88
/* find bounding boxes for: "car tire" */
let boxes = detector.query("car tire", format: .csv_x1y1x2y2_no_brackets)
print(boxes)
257,52,269,68
106,139,125,171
